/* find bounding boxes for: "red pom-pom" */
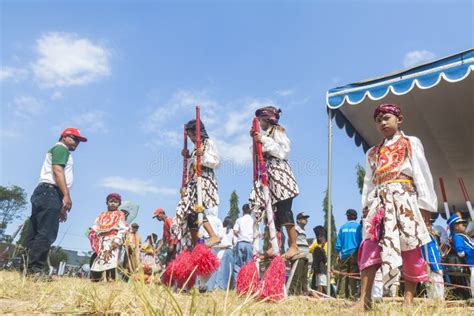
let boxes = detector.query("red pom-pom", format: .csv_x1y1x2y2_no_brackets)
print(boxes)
161,259,176,286
192,244,219,276
162,250,197,289
260,256,286,301
236,261,260,296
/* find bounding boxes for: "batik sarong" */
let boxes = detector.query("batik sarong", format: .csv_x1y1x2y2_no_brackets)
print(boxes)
362,181,430,287
249,156,299,222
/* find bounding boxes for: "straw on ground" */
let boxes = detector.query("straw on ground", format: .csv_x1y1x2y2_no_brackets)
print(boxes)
0,271,471,315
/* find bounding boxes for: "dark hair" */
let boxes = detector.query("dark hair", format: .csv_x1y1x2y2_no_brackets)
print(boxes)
185,119,209,139
242,203,251,214
223,216,234,233
346,209,358,220
147,233,158,243
313,225,326,238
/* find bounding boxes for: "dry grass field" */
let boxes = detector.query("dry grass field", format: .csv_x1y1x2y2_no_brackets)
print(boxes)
0,271,472,315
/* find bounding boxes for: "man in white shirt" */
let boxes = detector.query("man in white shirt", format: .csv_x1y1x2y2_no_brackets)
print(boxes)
233,204,254,280
24,128,87,277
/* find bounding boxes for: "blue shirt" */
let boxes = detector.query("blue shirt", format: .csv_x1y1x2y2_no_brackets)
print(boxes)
335,220,362,259
452,233,474,265
421,233,442,271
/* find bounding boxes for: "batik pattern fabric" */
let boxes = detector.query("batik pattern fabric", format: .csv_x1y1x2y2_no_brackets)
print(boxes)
361,133,435,287
174,138,220,241
249,126,299,222
90,211,128,272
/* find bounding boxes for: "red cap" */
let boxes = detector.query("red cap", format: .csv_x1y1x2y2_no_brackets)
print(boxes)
153,208,165,218
61,128,88,142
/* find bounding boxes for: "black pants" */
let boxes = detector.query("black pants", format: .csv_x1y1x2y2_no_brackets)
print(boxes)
24,183,63,273
274,198,295,228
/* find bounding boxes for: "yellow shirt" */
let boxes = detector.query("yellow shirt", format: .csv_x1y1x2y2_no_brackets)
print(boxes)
309,240,327,254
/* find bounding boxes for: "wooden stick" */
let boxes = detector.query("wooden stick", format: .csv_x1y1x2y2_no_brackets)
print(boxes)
439,177,451,218
195,105,204,241
181,125,188,189
459,177,474,220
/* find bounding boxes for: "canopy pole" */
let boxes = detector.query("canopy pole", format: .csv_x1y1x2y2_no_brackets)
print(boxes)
326,108,333,297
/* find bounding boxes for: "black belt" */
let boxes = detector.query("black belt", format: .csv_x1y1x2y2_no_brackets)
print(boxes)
38,182,58,189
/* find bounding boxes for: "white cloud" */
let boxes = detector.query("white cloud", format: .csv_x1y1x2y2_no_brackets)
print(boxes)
212,98,278,165
0,66,28,82
0,129,20,139
32,32,110,87
100,176,176,196
11,96,43,119
403,50,436,68
215,135,251,165
275,89,294,97
56,110,108,134
51,91,63,100
142,90,279,165
143,90,218,134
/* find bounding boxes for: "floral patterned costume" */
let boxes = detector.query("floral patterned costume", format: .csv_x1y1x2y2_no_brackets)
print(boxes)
359,132,437,288
90,210,128,272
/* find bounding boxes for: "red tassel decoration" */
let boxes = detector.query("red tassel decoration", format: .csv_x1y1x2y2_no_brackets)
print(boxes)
236,261,260,296
161,258,177,286
162,250,197,289
260,256,286,301
192,244,220,276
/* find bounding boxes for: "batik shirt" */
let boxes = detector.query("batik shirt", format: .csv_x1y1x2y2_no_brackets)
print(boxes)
361,132,437,213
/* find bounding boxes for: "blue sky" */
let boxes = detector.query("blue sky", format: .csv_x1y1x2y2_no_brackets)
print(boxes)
1,0,472,254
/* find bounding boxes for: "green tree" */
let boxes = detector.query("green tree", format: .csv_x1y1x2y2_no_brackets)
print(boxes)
49,246,69,269
355,163,366,195
0,185,27,238
227,190,240,222
322,190,337,263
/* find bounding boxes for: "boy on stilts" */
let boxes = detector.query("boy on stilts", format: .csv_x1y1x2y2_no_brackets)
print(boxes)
250,106,300,260
355,103,437,310
175,118,221,247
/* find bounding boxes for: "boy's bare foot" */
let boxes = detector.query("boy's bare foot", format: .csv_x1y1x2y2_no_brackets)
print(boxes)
206,235,220,247
264,248,274,258
282,246,299,260
403,296,414,307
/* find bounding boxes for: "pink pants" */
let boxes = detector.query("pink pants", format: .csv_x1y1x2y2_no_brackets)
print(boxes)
358,239,429,283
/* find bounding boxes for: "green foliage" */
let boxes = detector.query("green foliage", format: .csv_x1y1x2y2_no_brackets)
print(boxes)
355,163,366,195
322,190,337,263
227,190,239,222
49,246,69,268
0,185,27,237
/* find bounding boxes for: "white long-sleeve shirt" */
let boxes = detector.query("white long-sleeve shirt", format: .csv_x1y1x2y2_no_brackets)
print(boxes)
189,138,220,170
260,127,291,160
361,132,438,212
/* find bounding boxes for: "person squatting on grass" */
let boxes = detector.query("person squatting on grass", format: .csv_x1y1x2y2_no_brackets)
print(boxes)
174,119,221,247
249,106,300,260
89,193,128,282
25,128,87,277
354,103,438,310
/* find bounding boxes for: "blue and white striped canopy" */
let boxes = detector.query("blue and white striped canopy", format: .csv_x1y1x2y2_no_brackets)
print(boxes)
326,49,473,215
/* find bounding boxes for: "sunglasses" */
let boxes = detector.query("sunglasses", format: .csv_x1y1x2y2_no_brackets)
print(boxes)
67,135,80,143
